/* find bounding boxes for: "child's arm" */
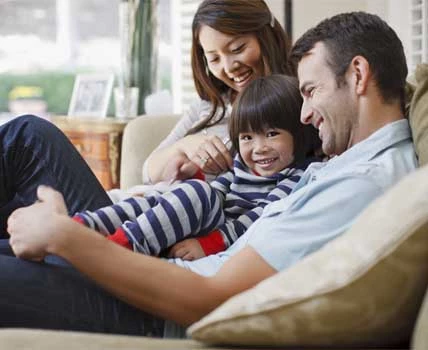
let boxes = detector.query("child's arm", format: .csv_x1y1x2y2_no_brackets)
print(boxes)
169,170,304,259
215,172,304,248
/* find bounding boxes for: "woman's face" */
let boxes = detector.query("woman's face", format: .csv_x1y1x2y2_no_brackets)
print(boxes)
198,25,265,94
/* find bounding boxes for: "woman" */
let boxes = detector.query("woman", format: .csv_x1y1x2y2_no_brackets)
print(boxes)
143,0,294,183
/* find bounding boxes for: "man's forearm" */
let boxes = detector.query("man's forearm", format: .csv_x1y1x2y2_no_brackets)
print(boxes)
48,218,231,326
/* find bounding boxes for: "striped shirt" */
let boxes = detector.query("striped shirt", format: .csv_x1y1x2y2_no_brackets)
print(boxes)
74,155,305,256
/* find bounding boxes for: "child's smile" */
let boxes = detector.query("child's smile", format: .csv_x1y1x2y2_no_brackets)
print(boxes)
239,128,295,177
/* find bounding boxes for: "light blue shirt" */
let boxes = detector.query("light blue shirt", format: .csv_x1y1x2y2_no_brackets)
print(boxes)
170,119,417,275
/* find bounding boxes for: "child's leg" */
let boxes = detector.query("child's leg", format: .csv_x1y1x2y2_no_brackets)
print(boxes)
122,180,225,255
74,194,161,235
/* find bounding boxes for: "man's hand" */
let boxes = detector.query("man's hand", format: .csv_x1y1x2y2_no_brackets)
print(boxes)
7,185,68,261
168,238,206,261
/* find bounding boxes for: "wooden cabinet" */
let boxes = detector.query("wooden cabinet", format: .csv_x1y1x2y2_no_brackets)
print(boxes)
51,117,129,190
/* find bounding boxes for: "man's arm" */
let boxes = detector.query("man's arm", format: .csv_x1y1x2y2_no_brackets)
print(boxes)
58,230,274,325
7,186,275,326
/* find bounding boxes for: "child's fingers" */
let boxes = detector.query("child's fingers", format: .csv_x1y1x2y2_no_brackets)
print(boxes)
167,242,186,258
181,252,195,261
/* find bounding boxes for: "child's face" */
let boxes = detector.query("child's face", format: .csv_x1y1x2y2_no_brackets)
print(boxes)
238,128,294,177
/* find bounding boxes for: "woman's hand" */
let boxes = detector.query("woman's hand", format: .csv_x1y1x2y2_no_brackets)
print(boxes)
7,185,68,261
148,134,233,183
181,134,233,175
168,238,206,261
160,150,199,183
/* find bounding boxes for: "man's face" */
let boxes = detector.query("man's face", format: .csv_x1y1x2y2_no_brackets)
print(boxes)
297,42,357,156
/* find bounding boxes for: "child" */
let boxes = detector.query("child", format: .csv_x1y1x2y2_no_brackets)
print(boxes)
73,75,320,260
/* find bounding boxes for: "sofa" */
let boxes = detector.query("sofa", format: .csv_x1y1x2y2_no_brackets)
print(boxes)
2,66,428,349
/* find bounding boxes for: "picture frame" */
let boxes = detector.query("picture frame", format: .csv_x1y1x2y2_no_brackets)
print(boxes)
68,73,114,118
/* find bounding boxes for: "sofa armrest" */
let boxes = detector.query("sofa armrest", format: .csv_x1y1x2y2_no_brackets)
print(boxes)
120,114,179,189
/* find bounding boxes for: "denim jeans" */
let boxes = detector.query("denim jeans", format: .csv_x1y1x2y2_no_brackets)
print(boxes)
0,115,112,235
0,116,164,335
0,240,164,335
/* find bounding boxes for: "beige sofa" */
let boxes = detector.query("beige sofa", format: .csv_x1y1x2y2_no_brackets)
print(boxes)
2,65,428,349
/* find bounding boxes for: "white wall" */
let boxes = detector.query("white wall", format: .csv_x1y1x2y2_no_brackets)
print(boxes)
265,0,285,27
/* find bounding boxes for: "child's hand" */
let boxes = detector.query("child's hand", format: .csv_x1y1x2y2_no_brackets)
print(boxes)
168,238,206,261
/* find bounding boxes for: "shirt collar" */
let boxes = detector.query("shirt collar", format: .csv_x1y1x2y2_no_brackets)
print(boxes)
315,119,412,175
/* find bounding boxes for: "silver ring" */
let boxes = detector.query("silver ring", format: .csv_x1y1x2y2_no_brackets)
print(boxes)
200,157,209,165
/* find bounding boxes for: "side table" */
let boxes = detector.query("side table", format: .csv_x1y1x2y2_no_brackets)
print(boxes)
51,116,130,190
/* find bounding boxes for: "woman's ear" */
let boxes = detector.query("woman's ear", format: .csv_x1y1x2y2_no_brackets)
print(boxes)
349,55,370,95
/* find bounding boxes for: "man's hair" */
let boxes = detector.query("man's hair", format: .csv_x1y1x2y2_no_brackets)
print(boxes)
291,12,408,111
188,0,294,135
229,75,320,163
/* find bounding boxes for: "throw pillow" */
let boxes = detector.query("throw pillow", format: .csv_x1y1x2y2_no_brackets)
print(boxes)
188,164,428,347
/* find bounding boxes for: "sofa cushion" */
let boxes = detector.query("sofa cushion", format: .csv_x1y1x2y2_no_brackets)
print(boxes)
409,63,428,166
120,114,179,189
0,329,202,350
188,164,428,347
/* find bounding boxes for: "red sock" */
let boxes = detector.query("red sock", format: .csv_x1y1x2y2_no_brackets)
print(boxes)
107,227,133,250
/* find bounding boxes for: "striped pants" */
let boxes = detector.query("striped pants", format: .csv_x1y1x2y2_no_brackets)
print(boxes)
78,180,225,255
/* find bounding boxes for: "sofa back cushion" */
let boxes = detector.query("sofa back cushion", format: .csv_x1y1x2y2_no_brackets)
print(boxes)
120,114,179,189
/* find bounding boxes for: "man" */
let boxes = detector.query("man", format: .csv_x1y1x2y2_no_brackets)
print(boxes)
1,12,417,337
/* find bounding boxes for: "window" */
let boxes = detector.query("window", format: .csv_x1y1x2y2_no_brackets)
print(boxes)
0,0,171,118
410,0,428,73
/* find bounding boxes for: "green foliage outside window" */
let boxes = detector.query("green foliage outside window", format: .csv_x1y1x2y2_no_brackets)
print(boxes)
0,72,115,115
0,72,74,114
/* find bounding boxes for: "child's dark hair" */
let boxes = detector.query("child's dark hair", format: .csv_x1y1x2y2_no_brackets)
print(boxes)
229,74,320,162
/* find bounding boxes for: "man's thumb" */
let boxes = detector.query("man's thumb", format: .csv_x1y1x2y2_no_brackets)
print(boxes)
36,185,57,202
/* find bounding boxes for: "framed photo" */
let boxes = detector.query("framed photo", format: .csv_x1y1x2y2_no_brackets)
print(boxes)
68,73,114,118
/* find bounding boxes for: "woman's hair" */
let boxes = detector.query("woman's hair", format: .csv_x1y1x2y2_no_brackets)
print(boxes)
188,0,294,135
229,75,321,163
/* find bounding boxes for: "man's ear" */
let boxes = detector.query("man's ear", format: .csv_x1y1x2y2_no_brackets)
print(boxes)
349,55,370,95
